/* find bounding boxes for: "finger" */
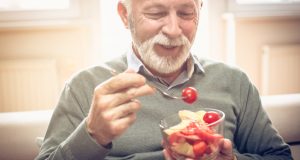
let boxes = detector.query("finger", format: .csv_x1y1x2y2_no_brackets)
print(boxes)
106,99,141,120
95,92,135,111
163,149,173,160
113,84,154,102
221,138,232,153
220,138,234,157
124,84,155,98
111,112,138,135
96,72,146,95
97,84,154,109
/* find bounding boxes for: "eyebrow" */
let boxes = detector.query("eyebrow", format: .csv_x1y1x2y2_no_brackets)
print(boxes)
177,1,197,9
143,3,167,11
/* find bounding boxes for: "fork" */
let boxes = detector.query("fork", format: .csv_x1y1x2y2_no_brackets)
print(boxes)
100,64,183,100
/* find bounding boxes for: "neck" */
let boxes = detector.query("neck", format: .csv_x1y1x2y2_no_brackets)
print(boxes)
151,64,185,85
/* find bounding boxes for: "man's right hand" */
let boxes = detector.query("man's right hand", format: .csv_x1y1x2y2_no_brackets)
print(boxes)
86,69,155,146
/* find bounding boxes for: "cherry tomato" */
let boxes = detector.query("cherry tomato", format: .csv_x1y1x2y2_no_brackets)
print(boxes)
203,111,220,124
182,87,198,104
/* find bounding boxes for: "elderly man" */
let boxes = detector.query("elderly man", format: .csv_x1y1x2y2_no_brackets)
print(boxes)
36,0,292,159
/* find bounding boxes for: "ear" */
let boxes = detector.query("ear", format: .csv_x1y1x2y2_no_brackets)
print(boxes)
118,2,129,29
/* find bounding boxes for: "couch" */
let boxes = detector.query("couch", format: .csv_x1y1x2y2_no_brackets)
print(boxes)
261,94,300,159
0,110,52,160
0,94,299,160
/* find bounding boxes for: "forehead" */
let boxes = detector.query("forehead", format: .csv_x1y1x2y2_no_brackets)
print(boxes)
132,0,199,8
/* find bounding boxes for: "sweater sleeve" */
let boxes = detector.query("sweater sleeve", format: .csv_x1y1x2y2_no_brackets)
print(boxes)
35,84,110,160
233,73,293,160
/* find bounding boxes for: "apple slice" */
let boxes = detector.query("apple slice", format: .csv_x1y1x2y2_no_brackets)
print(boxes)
196,110,206,123
164,120,190,135
179,110,204,122
171,142,195,158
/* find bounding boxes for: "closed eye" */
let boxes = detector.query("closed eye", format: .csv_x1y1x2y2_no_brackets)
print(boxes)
145,12,167,19
177,11,195,20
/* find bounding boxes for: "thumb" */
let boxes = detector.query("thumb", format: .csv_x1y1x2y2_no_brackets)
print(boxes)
125,68,136,73
220,138,234,159
163,149,173,160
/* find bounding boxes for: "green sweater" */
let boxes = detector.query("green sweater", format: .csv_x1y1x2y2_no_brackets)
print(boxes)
36,55,292,160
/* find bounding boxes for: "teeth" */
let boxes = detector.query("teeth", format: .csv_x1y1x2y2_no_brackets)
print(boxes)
157,43,178,48
162,45,176,49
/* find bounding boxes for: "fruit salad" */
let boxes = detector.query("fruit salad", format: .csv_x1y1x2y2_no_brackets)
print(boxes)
161,109,224,160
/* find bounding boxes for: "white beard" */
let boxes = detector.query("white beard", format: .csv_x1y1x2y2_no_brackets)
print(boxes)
133,33,192,74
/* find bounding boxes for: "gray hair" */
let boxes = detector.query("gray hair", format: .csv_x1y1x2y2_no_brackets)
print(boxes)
120,0,201,14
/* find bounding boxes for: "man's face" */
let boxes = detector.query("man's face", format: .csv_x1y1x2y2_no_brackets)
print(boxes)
128,0,200,75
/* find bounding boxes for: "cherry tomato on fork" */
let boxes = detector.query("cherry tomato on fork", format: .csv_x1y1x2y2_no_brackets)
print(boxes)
181,87,198,104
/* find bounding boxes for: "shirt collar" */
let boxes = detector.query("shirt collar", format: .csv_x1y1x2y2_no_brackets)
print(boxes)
127,46,144,73
127,46,204,74
126,46,205,88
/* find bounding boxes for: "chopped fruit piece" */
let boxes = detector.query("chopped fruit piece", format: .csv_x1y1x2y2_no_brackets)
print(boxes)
203,111,221,124
180,122,199,136
182,87,198,104
168,132,186,144
193,141,208,157
179,110,203,122
196,110,206,123
205,145,212,154
195,128,223,142
164,120,190,135
171,142,195,158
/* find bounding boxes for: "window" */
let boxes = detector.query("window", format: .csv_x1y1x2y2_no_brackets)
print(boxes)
228,0,300,17
0,0,70,11
0,0,80,22
236,0,300,4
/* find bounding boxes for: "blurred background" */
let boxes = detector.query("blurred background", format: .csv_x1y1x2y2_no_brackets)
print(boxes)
0,0,300,112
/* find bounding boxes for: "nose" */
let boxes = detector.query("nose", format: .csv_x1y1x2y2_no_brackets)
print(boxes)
161,13,182,39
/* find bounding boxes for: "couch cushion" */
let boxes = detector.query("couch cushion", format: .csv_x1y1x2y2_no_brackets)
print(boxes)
0,110,52,160
261,94,300,144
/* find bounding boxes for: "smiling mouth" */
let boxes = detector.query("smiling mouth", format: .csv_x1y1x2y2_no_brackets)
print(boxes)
160,44,180,49
154,44,183,56
162,45,177,49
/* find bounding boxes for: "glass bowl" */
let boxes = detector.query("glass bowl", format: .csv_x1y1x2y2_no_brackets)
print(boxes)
159,108,225,160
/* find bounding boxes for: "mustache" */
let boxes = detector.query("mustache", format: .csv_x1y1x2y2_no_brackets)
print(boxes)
149,33,190,47
136,32,192,74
